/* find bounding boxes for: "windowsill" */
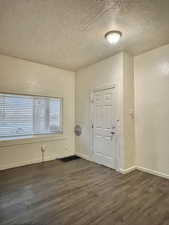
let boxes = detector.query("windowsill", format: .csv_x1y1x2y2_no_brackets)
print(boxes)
0,134,66,147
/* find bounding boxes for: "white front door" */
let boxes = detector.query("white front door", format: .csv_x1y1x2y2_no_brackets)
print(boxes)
92,88,118,169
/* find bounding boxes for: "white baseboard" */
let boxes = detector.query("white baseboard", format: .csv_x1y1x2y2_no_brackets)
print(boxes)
119,166,137,174
2,152,169,181
119,165,169,179
0,154,73,171
0,159,42,170
137,166,169,180
75,152,91,161
75,154,169,180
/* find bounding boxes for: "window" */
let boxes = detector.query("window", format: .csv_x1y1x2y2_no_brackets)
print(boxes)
0,93,63,138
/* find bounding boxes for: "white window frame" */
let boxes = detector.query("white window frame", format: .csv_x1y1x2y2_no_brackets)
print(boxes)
0,92,63,139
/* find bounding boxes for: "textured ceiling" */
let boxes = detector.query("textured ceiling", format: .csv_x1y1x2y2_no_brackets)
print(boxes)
0,0,169,71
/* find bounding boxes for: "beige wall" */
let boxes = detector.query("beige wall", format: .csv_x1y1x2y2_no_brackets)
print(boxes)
134,44,169,176
0,54,75,170
1,42,169,176
123,52,135,169
75,52,135,170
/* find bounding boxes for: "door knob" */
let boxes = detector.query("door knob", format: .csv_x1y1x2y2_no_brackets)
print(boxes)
110,131,115,135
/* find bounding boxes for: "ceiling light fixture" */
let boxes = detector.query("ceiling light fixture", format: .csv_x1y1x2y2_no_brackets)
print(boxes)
105,31,122,44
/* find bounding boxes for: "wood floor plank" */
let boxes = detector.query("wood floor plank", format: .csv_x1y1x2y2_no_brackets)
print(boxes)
0,159,169,225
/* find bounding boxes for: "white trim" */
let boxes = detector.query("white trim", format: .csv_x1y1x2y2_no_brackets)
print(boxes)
76,152,91,161
72,152,169,180
137,166,169,180
0,153,74,171
119,165,169,179
0,155,56,171
62,150,169,180
0,159,43,171
119,166,137,174
0,135,66,147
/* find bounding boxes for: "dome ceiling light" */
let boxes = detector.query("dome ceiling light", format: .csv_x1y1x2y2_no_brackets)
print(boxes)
105,31,122,44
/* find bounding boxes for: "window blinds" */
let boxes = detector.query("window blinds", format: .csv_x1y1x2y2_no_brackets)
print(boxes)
0,93,62,137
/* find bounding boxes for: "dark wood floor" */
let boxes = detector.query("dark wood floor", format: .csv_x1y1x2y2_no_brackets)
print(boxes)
0,159,169,225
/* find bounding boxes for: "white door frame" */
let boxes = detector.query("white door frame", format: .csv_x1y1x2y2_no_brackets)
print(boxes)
89,83,121,171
